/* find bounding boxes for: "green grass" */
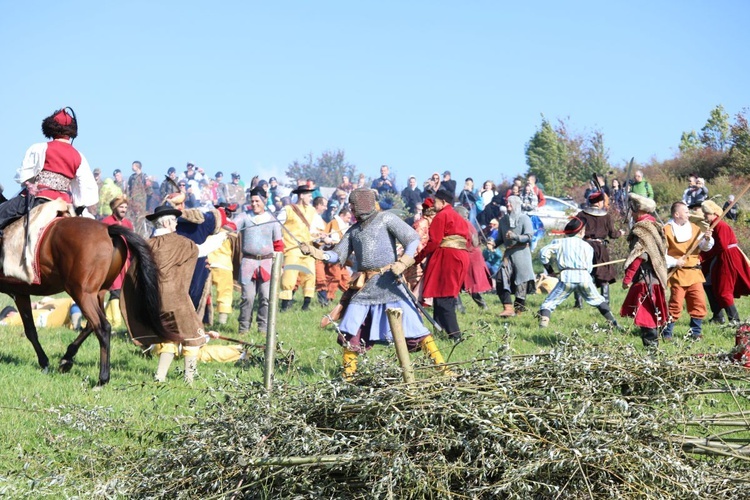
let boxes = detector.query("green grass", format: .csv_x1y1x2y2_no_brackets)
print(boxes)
0,284,746,496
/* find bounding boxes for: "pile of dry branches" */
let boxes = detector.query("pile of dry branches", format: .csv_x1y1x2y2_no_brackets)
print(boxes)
109,337,750,498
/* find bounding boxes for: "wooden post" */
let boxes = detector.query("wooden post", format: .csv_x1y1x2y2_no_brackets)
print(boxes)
264,251,284,391
386,307,415,383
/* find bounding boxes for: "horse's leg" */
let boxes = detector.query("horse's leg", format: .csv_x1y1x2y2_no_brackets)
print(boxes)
65,292,111,386
59,291,107,372
59,323,93,373
15,295,50,373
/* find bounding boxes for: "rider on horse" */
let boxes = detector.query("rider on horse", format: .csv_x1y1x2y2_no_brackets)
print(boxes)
0,107,99,238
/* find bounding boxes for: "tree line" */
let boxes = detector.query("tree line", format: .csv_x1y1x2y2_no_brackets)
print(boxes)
285,104,750,200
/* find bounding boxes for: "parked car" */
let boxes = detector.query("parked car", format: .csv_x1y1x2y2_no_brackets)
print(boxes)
528,196,580,230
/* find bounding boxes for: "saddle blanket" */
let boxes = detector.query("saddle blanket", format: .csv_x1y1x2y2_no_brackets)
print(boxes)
0,198,72,284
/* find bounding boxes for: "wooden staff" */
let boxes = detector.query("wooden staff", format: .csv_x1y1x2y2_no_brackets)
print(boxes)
217,335,265,350
592,258,626,269
667,179,750,279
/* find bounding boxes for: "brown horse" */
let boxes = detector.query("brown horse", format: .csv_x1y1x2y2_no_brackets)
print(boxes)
0,217,165,386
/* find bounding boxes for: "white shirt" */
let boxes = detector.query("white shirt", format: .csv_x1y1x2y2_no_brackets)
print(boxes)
17,140,99,207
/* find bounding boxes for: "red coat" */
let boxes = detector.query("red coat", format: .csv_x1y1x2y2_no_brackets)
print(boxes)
417,205,470,298
700,220,750,308
102,215,134,291
464,225,493,294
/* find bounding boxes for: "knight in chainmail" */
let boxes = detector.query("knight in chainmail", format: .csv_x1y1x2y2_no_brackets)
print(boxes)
620,193,668,347
495,195,536,317
0,107,99,237
301,188,452,379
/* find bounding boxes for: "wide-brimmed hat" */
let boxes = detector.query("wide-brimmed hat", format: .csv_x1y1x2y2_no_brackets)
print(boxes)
249,186,267,199
435,188,454,204
146,204,182,221
291,186,315,195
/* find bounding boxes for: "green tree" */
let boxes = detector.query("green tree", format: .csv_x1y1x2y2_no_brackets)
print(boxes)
525,117,568,196
679,130,701,154
700,104,731,151
584,130,611,177
284,149,359,188
727,109,750,174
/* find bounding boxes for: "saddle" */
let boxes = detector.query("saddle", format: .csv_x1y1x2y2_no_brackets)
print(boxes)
0,199,73,284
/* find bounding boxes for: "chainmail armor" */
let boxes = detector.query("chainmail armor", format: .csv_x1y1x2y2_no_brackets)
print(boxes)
348,188,377,219
333,211,419,304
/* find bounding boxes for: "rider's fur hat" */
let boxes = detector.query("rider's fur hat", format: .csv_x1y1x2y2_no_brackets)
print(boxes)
42,107,78,139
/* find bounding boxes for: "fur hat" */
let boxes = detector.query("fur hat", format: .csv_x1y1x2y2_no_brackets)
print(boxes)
628,192,656,214
42,107,78,139
109,195,128,211
166,191,186,207
588,191,605,204
552,216,585,236
701,199,723,216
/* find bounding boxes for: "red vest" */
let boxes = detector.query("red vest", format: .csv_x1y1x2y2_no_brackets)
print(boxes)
37,140,82,202
44,140,81,179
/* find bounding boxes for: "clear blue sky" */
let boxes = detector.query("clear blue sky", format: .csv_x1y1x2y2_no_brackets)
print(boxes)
1,0,748,194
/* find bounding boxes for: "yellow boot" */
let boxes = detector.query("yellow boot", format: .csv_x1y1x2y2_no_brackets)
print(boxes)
420,335,456,376
342,349,358,381
105,298,122,330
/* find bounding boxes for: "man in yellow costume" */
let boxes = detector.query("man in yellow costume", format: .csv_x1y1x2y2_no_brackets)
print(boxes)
279,185,318,311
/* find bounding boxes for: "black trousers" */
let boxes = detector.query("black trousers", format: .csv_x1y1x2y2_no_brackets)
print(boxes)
433,297,461,339
0,195,46,230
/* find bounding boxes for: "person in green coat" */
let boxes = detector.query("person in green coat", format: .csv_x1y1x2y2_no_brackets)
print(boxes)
628,170,653,199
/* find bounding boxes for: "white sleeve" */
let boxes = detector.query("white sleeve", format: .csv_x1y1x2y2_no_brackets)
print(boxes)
70,153,99,207
197,232,227,257
16,143,47,184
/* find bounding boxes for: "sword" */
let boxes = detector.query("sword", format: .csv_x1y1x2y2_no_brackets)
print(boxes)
267,209,306,247
395,275,443,333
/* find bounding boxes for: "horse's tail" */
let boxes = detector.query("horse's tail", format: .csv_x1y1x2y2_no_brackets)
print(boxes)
106,224,167,337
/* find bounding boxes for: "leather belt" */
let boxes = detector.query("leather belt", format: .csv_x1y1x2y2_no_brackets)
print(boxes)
243,252,273,260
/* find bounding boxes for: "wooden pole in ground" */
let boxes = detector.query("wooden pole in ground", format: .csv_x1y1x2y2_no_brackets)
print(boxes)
386,307,415,383
264,251,284,392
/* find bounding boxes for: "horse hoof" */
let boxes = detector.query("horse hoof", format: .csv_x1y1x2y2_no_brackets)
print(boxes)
59,359,74,373
42,366,49,375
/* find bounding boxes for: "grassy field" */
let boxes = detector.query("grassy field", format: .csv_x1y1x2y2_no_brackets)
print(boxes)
0,281,747,496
